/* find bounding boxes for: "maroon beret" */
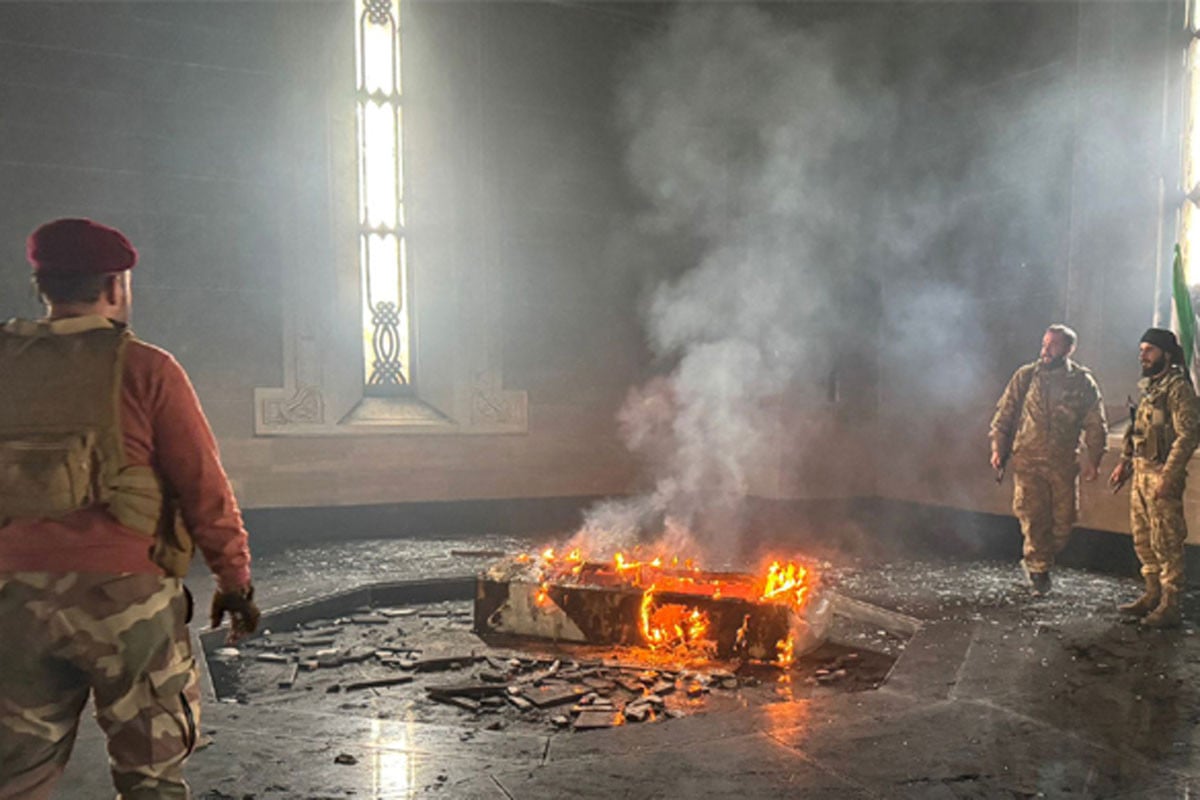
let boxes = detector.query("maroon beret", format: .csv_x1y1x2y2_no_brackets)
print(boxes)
26,218,137,274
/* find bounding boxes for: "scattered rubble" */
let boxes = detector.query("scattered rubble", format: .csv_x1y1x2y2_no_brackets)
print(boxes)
207,599,899,734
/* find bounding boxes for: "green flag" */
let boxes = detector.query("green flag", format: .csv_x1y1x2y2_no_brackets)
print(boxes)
1174,243,1196,372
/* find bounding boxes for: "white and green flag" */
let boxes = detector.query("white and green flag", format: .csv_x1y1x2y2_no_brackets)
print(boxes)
1174,243,1196,376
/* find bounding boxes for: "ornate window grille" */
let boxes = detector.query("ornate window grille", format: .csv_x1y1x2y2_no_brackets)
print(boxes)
356,0,411,393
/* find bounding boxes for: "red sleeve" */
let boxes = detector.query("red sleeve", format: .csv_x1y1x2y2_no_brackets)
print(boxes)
144,350,252,592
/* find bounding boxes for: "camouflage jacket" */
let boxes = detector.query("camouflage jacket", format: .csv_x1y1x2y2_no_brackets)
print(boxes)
1121,364,1200,486
990,359,1107,470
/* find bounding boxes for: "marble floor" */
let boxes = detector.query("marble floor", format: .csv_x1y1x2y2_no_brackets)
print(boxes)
52,536,1200,799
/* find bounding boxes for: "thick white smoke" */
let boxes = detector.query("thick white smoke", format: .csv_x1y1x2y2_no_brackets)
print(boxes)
572,4,894,558
574,2,1082,558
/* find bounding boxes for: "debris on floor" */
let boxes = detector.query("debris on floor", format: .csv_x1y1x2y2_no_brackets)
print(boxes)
207,598,899,733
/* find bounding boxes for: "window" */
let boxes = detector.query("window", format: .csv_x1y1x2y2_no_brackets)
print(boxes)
253,0,527,436
356,0,411,393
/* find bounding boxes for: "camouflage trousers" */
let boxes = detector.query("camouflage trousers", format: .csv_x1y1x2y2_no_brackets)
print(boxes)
1012,463,1079,573
1131,461,1189,593
0,573,199,800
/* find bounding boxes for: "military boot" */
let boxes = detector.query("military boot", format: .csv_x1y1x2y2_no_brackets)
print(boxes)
1141,588,1182,629
1118,574,1161,616
1021,561,1051,597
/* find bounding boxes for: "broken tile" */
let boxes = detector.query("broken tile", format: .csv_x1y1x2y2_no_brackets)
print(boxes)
278,663,299,689
340,648,375,665
294,637,336,648
573,708,623,730
524,684,589,709
426,691,481,712
623,704,650,723
582,677,617,692
412,655,481,672
425,683,507,699
614,676,643,693
344,676,414,691
255,653,288,664
506,694,534,711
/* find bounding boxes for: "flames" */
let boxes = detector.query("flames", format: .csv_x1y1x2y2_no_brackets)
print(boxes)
522,544,813,668
761,561,807,667
762,561,808,607
639,585,713,654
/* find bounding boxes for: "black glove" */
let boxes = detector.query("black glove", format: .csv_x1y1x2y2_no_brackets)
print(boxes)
210,584,261,644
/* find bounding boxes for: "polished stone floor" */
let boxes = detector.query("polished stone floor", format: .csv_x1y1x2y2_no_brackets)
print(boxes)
54,536,1200,799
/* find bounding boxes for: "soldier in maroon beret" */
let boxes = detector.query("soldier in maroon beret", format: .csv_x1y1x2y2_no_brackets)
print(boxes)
27,217,139,274
0,218,260,798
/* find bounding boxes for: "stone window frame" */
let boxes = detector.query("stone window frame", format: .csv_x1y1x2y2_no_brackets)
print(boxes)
253,0,526,437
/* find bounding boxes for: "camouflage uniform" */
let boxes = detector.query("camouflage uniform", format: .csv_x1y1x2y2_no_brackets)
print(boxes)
1121,364,1200,595
0,220,254,799
990,359,1107,574
0,573,198,800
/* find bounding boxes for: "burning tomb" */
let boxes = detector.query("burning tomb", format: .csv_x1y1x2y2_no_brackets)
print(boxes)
475,549,829,666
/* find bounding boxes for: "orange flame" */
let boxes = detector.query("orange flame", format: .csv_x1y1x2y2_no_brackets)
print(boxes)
761,561,808,610
639,584,713,652
776,634,795,668
516,541,815,667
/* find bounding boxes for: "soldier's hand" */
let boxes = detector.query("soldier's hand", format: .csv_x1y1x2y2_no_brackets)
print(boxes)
210,585,261,645
1081,463,1098,482
1109,462,1130,492
989,451,1003,471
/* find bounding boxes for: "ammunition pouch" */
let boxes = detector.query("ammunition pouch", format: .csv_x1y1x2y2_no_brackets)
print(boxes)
1136,404,1175,465
109,465,195,578
0,430,100,521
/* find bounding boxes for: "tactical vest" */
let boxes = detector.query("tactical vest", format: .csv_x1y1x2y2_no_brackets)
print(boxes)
1128,366,1190,465
0,316,194,577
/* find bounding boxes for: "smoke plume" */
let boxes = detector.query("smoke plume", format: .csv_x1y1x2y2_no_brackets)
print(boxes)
574,2,1083,560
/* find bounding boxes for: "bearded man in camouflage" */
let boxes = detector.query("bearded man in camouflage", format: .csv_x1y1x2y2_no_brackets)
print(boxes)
1109,328,1200,628
990,324,1108,597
